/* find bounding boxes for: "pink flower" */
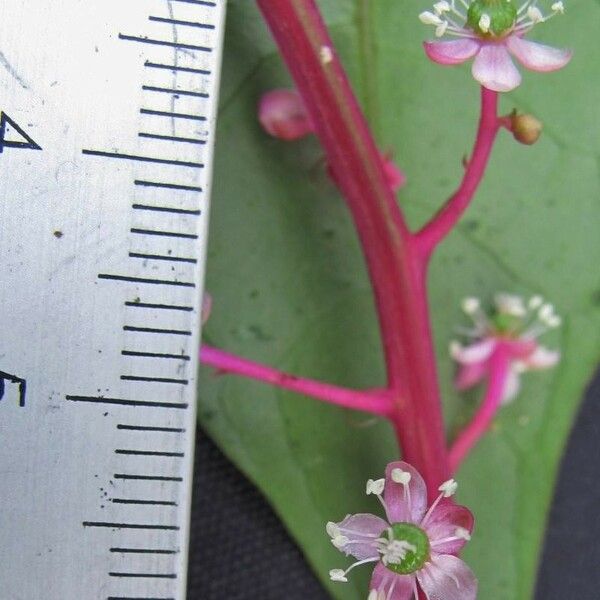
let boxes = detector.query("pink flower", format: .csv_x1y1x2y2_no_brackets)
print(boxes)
451,294,561,403
420,1,572,92
258,88,406,191
327,461,477,600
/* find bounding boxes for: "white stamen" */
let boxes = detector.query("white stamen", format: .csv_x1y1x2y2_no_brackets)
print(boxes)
479,13,491,32
419,11,444,26
417,1,472,39
546,315,562,328
330,569,348,583
391,468,412,485
462,297,480,315
376,536,417,566
528,295,544,310
538,303,556,323
320,46,333,64
421,479,458,526
331,534,350,549
518,0,536,16
330,557,381,584
436,21,449,37
431,527,471,547
439,478,458,498
527,6,544,23
326,521,340,538
521,323,550,340
495,293,527,317
552,2,565,14
366,478,385,496
433,1,451,15
449,340,463,360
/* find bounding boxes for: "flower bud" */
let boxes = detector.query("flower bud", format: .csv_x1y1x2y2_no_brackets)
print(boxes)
382,154,407,192
510,112,543,145
258,89,314,141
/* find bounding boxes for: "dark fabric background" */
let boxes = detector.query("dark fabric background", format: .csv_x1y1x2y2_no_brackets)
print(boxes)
187,374,600,599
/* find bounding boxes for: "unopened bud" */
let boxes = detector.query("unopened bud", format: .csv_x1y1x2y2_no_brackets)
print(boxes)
510,112,543,145
258,89,314,141
382,154,407,192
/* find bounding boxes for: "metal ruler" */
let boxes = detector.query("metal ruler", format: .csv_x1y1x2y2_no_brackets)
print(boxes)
0,1,225,598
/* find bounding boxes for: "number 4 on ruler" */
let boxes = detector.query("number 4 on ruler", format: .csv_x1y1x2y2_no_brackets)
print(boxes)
0,112,41,153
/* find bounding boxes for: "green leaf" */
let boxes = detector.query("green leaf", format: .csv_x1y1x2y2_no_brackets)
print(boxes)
199,1,600,598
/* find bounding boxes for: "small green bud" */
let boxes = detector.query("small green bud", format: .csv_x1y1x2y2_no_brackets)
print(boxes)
511,112,543,145
467,0,518,37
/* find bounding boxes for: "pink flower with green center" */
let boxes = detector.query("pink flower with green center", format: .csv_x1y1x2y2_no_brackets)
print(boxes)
327,461,476,599
420,0,572,92
451,293,561,403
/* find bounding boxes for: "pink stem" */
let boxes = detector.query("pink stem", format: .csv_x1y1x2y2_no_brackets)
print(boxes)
256,0,449,495
449,346,511,472
201,345,393,416
417,87,500,259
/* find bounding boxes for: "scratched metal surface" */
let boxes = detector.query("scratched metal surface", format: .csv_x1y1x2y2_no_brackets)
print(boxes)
0,1,225,599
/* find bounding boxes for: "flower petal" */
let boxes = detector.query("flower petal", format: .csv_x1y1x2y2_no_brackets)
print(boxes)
423,502,474,555
501,367,521,405
503,338,537,360
370,563,415,600
423,38,481,66
472,44,522,92
384,461,428,524
333,513,389,560
451,339,496,365
455,361,488,391
506,35,572,73
417,555,478,600
524,345,561,370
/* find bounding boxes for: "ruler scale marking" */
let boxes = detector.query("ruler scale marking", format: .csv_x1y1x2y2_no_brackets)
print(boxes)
0,2,226,598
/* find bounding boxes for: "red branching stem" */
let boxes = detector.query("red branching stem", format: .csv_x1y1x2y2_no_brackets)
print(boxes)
448,346,511,473
416,87,500,260
256,0,449,495
201,345,393,416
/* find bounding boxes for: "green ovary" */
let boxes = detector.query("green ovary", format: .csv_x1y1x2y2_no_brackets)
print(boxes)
467,0,518,37
492,312,522,334
386,523,431,575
